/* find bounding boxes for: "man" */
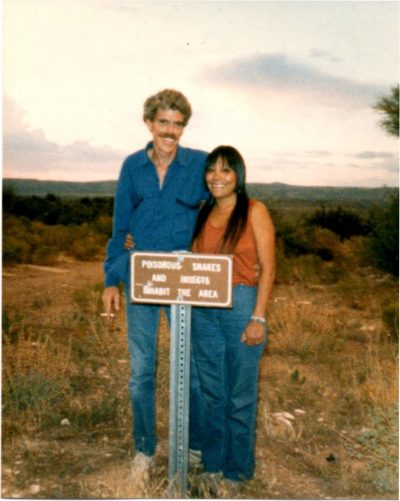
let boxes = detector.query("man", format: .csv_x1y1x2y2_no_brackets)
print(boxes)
102,89,208,474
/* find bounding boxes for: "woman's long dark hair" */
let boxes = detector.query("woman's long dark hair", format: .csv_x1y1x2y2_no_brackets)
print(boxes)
192,145,249,253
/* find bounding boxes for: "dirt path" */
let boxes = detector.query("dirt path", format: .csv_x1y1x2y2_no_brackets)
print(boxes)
3,261,103,313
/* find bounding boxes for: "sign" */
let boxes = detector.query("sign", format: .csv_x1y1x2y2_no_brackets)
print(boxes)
130,251,233,307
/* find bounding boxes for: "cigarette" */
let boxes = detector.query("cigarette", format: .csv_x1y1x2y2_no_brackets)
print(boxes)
100,313,115,317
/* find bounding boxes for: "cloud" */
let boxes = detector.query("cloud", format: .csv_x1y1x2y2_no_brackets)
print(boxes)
3,98,123,180
309,48,342,63
207,53,385,107
355,151,397,160
352,151,399,173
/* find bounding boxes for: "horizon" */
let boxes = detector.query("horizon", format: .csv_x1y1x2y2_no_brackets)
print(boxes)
3,176,398,191
3,1,399,187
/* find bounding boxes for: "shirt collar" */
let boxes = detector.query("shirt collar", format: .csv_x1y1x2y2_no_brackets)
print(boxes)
137,142,188,167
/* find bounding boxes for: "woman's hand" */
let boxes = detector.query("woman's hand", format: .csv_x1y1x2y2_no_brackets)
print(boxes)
124,233,135,250
241,320,265,346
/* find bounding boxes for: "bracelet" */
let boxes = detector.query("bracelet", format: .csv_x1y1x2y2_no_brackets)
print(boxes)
250,315,266,325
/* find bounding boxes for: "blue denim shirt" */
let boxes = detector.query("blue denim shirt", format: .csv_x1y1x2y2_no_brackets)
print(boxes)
104,142,208,286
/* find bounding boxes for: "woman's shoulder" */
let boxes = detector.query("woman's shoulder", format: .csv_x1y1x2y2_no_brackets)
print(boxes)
248,198,273,225
249,198,269,214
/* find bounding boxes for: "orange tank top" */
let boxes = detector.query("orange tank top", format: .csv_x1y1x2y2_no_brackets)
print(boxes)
192,199,259,286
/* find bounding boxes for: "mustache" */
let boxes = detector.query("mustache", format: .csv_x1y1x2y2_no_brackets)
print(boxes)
160,133,178,140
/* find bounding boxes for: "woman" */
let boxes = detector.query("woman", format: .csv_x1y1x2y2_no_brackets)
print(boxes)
191,145,275,490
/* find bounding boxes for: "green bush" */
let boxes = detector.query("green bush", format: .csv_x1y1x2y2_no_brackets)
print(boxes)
3,214,110,264
6,370,65,411
307,206,370,240
368,194,399,276
3,235,31,263
277,221,312,257
3,190,113,226
277,220,342,262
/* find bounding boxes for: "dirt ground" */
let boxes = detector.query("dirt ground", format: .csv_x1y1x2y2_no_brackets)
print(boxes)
2,261,398,499
3,261,103,324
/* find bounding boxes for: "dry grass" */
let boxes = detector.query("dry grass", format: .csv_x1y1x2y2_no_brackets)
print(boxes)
2,261,398,499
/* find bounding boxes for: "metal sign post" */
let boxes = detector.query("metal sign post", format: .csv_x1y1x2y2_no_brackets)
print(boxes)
130,251,233,497
168,303,191,497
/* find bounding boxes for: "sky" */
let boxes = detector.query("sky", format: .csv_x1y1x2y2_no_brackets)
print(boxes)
3,0,399,186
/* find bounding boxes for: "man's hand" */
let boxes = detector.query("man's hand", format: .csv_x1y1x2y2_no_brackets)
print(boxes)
102,286,120,322
241,321,265,346
124,233,135,250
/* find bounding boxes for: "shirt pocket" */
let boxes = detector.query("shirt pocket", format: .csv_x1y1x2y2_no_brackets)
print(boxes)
172,196,203,249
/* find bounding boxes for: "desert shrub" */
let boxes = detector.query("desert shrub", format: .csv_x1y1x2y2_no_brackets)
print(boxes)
3,216,46,264
381,303,399,341
367,194,399,276
276,222,350,284
2,282,130,435
269,297,343,360
335,235,372,269
307,206,370,240
3,191,113,226
278,218,343,262
310,227,341,260
277,221,312,257
66,223,109,260
69,239,101,261
3,185,18,213
2,331,73,429
3,214,110,264
7,370,65,411
71,396,122,430
92,214,113,235
277,251,348,285
335,334,397,418
2,234,31,263
2,309,26,344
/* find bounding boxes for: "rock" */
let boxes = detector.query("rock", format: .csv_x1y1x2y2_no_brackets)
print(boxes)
294,409,306,415
60,418,71,426
281,411,295,420
272,411,295,420
29,484,41,494
276,415,294,429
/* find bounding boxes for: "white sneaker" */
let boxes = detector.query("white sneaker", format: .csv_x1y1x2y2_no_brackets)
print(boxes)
130,452,153,480
198,472,223,495
189,448,202,468
221,478,241,497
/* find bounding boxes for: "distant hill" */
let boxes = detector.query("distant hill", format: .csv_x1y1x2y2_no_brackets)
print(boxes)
3,179,117,198
247,182,397,206
3,178,397,206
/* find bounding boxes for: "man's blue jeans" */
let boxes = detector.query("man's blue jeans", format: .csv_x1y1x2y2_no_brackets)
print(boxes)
192,285,266,481
125,300,204,456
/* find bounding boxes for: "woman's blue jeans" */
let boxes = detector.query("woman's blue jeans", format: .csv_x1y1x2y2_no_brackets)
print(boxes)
125,301,204,456
192,285,266,481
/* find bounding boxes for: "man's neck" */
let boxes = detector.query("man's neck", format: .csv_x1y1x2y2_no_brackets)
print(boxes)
149,146,177,170
148,147,178,187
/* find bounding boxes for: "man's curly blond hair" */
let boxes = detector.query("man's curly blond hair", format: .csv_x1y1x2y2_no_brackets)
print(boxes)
143,89,192,126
